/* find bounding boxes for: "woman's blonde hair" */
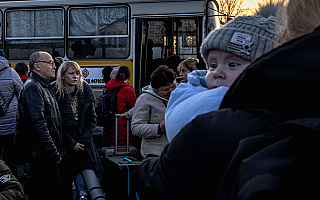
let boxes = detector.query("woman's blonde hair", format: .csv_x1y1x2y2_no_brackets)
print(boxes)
177,58,199,73
278,0,320,44
55,61,83,99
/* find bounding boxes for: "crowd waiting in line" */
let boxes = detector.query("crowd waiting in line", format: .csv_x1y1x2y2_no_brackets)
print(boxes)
0,0,320,199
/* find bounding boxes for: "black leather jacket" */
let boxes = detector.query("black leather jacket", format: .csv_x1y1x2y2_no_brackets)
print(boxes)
17,72,63,163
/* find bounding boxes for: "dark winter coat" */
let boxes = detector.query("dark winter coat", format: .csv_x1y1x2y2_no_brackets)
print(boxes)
54,81,103,179
217,26,320,200
102,79,136,147
0,58,23,136
0,159,24,199
17,72,63,164
134,26,320,200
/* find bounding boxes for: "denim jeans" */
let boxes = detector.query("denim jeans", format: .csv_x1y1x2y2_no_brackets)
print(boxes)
74,173,85,192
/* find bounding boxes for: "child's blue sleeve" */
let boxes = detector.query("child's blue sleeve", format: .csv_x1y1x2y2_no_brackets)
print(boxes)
187,70,208,87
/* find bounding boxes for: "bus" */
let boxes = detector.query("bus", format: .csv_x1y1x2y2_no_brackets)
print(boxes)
0,0,220,95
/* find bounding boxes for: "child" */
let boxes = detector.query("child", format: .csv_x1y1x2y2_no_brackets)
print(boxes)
165,15,279,142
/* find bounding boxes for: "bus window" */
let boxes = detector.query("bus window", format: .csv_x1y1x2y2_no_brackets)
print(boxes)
136,17,201,91
68,6,129,59
175,18,198,59
5,8,64,59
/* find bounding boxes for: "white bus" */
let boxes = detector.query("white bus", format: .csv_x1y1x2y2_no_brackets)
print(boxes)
0,0,220,95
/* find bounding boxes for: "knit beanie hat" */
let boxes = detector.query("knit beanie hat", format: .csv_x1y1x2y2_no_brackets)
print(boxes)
200,15,278,66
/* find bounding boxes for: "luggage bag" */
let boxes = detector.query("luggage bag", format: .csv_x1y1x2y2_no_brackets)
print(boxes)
102,114,141,200
101,114,138,158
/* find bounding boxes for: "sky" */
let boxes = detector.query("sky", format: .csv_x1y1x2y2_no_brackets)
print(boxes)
242,0,264,8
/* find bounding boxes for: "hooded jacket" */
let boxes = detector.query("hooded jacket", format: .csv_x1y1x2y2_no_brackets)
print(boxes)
0,57,23,136
134,26,320,200
102,79,136,147
165,69,228,142
131,85,169,157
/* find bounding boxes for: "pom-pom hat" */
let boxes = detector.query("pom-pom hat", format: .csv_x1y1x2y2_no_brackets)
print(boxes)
200,15,279,66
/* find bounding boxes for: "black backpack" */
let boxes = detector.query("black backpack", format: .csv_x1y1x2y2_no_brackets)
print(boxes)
96,85,127,128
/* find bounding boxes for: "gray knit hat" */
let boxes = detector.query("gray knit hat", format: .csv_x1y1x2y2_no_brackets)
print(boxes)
200,15,278,66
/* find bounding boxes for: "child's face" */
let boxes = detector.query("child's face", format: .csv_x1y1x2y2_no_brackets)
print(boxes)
205,49,251,89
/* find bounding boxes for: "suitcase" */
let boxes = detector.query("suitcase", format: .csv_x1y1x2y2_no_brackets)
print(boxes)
102,114,142,200
101,114,138,158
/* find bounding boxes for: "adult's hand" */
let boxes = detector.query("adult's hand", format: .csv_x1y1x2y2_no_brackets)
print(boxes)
74,143,85,152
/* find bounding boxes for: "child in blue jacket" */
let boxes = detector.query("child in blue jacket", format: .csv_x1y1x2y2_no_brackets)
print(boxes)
166,15,279,142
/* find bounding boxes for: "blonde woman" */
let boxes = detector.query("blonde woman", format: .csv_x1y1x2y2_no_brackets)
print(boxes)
177,58,199,83
54,61,102,199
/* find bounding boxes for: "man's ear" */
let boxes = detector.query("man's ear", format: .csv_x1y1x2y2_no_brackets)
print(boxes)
33,63,40,71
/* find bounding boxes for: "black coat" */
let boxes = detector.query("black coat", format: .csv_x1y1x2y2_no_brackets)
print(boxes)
134,27,320,200
217,26,320,200
54,82,103,179
17,72,62,163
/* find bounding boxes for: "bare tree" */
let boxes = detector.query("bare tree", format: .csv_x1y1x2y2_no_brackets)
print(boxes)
218,0,250,24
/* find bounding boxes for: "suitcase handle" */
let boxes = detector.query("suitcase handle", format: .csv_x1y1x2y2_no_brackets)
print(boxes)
114,114,129,154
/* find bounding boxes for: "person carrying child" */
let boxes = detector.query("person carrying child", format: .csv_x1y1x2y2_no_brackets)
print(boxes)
165,15,279,142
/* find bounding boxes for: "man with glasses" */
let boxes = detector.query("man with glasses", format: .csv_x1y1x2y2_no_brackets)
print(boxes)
16,51,64,200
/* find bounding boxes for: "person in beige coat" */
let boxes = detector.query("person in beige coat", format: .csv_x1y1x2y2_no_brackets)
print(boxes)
131,66,176,158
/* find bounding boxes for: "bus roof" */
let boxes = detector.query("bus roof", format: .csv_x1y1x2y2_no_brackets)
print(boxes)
0,0,206,8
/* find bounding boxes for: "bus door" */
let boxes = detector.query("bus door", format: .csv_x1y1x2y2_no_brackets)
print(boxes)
134,17,201,95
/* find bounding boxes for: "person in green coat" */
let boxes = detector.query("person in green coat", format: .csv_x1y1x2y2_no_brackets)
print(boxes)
0,160,24,199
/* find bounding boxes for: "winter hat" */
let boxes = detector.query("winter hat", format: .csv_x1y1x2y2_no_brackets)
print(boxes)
200,15,279,66
0,49,5,58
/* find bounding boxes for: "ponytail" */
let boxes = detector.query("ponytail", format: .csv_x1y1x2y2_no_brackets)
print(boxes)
116,73,126,81
115,66,131,82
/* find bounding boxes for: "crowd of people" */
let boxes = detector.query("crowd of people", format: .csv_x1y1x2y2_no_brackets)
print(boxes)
0,0,320,199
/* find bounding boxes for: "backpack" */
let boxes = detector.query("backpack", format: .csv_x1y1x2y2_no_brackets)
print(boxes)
96,85,127,128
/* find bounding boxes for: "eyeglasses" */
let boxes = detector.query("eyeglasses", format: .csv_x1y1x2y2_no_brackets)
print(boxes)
36,60,55,66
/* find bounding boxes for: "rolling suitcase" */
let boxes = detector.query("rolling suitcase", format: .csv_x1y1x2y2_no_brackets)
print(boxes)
101,114,138,158
102,114,141,200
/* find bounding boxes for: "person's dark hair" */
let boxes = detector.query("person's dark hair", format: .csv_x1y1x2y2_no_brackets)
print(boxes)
54,57,64,68
163,55,181,73
150,65,175,89
196,60,207,70
102,66,113,83
14,62,29,77
54,57,65,79
115,65,131,82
